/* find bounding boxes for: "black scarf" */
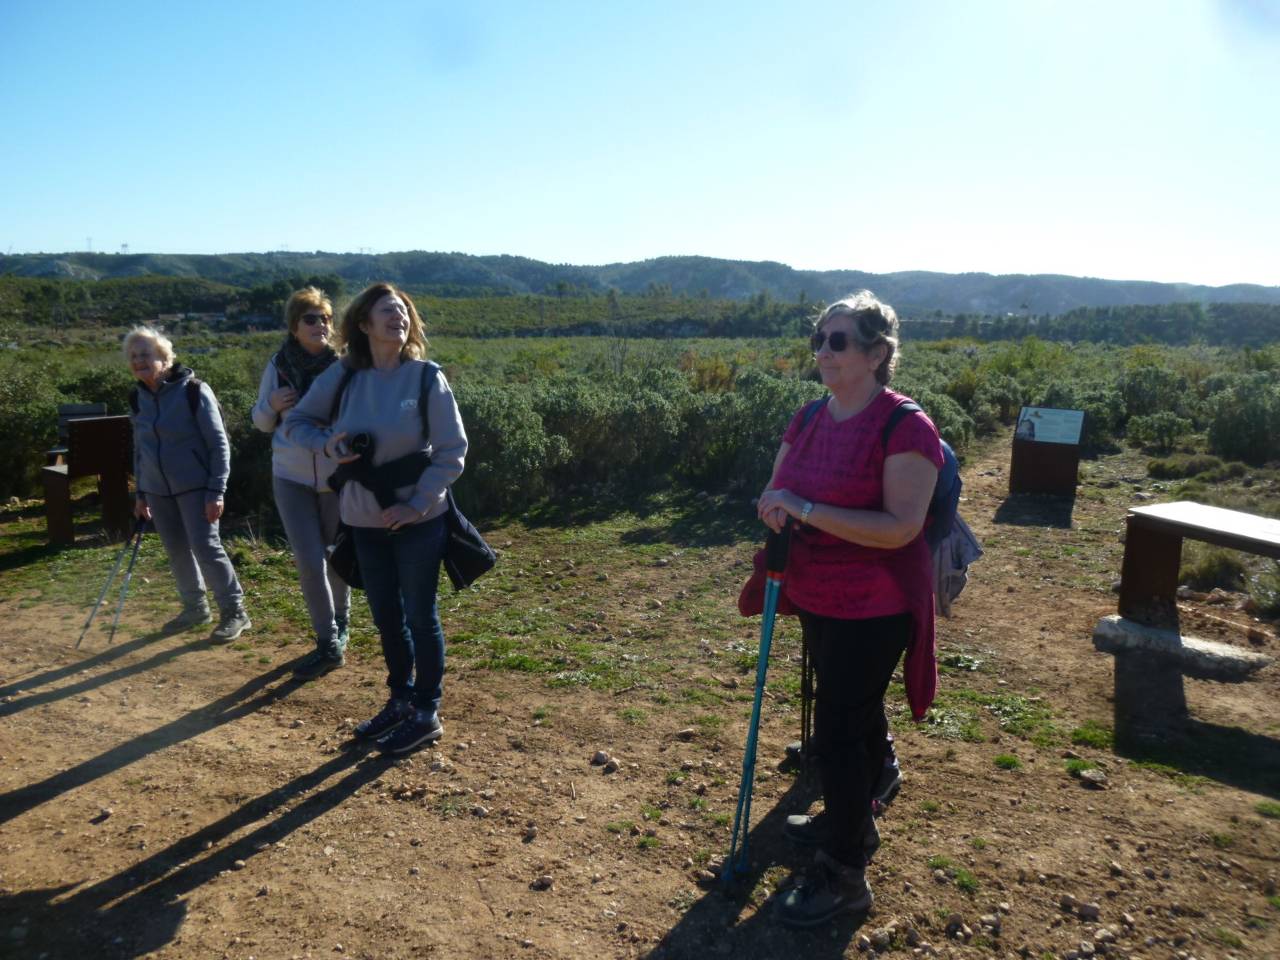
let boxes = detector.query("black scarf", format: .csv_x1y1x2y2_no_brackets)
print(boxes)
274,335,337,398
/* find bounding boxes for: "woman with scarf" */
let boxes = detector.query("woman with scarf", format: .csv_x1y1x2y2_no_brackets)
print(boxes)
252,286,351,679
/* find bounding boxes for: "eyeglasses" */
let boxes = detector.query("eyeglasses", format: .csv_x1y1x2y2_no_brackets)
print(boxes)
301,314,332,326
810,330,852,353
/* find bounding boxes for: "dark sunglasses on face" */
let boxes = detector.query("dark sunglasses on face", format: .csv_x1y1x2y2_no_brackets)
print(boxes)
301,313,332,326
810,329,852,353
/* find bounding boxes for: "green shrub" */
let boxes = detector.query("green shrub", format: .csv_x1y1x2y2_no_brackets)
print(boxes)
1121,365,1188,418
1127,412,1192,452
1248,564,1280,619
1148,453,1223,479
1207,373,1280,464
0,365,63,499
1178,545,1247,591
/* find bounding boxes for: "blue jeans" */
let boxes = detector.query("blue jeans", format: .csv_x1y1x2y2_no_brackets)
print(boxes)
353,517,447,715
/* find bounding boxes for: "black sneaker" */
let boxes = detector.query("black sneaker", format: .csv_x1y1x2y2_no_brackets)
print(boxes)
776,849,873,928
354,698,413,740
292,648,345,680
784,813,880,862
377,710,444,756
872,761,903,816
163,605,211,633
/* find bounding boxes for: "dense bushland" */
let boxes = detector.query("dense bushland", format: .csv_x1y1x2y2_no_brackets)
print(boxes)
6,332,1280,519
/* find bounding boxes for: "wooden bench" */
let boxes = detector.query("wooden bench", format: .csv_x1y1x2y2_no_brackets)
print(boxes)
42,415,133,544
46,402,108,465
1093,501,1276,740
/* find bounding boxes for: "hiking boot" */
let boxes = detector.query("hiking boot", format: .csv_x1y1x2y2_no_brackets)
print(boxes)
335,616,350,650
872,760,903,816
209,607,251,645
292,647,345,680
377,709,444,756
163,605,211,633
355,697,413,740
776,849,873,928
784,813,881,862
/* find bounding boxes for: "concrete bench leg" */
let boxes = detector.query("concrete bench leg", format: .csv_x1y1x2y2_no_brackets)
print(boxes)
1112,650,1187,743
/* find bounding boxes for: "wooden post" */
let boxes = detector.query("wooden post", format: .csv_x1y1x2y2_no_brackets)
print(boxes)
42,466,73,545
1117,515,1183,629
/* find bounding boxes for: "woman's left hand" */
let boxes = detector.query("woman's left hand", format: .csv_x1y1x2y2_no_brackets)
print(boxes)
757,488,802,533
381,503,423,530
205,498,225,523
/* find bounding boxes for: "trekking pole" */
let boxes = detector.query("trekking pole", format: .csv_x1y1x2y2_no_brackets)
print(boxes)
722,519,793,889
799,631,813,761
76,518,145,648
106,520,147,644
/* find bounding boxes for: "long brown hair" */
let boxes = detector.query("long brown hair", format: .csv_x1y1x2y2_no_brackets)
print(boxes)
336,282,428,369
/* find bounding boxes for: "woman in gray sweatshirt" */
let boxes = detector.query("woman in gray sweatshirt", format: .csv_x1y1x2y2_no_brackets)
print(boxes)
285,283,467,756
251,286,351,680
125,325,250,644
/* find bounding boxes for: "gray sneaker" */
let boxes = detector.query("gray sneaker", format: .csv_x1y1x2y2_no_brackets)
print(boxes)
210,608,252,645
163,605,211,633
292,648,345,680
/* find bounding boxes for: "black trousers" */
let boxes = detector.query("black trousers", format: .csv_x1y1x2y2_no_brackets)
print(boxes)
799,610,911,867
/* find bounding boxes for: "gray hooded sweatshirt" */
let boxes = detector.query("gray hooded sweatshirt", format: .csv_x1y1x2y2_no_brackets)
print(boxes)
283,358,466,528
131,364,230,502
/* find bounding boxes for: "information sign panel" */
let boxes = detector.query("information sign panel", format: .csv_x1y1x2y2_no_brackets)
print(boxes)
1009,406,1084,497
1014,407,1085,446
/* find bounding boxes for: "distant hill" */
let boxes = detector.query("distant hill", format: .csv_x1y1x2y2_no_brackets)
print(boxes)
2,250,1278,316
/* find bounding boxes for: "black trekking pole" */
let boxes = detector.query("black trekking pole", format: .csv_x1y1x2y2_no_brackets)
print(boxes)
106,521,147,644
76,518,146,648
722,520,793,889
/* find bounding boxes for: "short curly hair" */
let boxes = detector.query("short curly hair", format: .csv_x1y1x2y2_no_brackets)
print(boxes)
814,290,900,385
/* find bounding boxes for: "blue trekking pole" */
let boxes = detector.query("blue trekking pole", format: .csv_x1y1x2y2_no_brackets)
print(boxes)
722,519,793,889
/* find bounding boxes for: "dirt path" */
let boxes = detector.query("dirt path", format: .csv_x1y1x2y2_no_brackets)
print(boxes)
1,435,1278,960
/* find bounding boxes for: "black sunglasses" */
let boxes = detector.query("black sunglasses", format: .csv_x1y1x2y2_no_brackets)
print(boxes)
301,313,332,326
810,330,852,353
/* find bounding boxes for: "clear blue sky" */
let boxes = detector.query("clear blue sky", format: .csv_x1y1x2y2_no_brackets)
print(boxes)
2,0,1277,286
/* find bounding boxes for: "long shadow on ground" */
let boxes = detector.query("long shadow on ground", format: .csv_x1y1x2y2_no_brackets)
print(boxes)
0,627,176,700
0,661,305,824
0,631,204,718
646,766,875,960
0,748,389,959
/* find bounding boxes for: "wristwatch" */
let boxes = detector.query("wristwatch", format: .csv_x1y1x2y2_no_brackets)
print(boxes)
799,501,814,525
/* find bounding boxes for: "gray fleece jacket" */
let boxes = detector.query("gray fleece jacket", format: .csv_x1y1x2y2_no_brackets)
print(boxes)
251,354,340,491
283,358,467,528
131,364,230,503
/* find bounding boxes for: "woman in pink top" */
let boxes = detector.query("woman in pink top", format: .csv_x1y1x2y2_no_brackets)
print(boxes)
757,291,943,928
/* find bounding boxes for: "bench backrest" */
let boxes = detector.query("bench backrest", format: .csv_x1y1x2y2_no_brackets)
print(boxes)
56,402,108,442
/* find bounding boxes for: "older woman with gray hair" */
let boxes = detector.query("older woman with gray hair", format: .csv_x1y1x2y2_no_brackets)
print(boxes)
124,325,250,643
